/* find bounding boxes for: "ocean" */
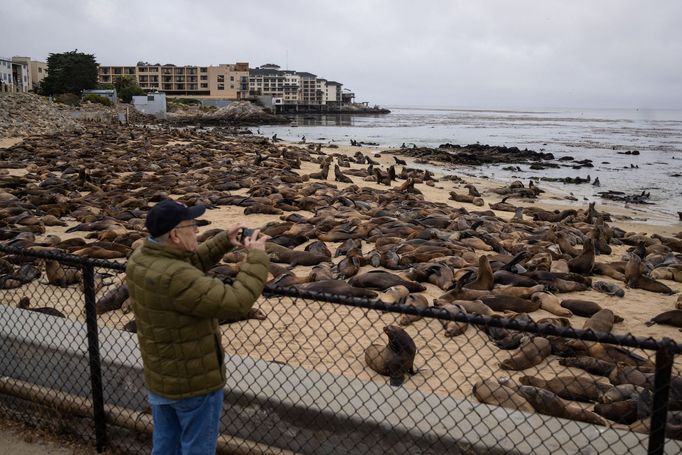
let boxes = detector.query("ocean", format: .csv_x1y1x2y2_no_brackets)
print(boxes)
257,107,682,224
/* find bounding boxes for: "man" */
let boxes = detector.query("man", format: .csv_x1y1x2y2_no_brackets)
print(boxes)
126,199,269,455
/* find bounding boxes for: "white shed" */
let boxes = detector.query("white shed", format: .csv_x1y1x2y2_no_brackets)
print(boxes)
132,92,166,119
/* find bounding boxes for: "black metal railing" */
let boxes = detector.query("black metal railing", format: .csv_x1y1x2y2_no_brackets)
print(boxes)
0,245,680,454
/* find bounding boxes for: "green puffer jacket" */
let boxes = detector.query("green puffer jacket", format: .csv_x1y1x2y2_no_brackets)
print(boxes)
126,230,269,399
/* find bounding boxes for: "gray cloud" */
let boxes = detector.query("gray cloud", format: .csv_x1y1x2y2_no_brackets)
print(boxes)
3,0,681,108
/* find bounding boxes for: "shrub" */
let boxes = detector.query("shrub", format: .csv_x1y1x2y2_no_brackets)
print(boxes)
54,93,81,106
82,94,112,106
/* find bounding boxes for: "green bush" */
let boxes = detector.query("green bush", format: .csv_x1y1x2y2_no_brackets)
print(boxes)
118,85,146,103
54,93,81,106
82,94,112,106
170,97,201,106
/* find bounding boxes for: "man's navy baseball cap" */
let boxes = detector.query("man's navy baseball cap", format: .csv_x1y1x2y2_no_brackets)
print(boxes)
145,199,206,237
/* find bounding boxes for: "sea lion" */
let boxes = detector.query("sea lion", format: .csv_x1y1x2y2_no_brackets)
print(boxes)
481,296,540,313
594,400,639,425
349,271,425,292
531,292,573,317
17,296,65,318
599,384,645,404
45,260,82,287
583,309,615,334
560,299,603,318
437,303,469,337
500,336,551,370
405,263,454,290
96,283,129,315
593,280,625,297
398,294,429,326
608,365,653,388
443,299,493,316
472,378,534,413
492,284,544,299
516,385,607,426
299,280,378,299
336,256,361,279
308,263,334,282
304,240,332,258
463,255,494,291
519,375,612,403
567,238,595,275
364,325,417,386
492,270,538,287
559,356,616,377
625,255,674,295
593,262,626,281
380,285,411,305
486,313,534,350
645,310,682,329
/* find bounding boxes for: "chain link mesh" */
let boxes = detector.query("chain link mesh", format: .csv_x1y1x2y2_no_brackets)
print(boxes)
1,247,681,454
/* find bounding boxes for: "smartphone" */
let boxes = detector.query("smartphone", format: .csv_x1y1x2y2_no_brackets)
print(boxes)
239,228,255,243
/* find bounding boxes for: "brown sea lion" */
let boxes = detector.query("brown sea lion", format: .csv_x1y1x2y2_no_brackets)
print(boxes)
599,384,645,404
608,365,653,388
17,296,65,318
568,238,595,275
493,270,539,287
519,375,612,403
594,400,639,425
364,325,417,386
472,378,534,413
304,240,332,258
516,385,607,426
308,262,334,282
677,294,682,309
560,299,603,318
500,336,551,370
398,294,429,326
463,255,494,291
482,296,540,313
336,256,361,279
531,292,573,317
96,283,129,315
438,303,469,337
405,263,454,290
299,280,378,299
45,260,82,287
583,309,615,333
593,262,626,281
381,285,410,304
593,280,625,297
444,299,493,316
625,255,674,295
645,310,682,329
559,356,616,377
550,258,569,273
349,271,425,292
492,284,544,299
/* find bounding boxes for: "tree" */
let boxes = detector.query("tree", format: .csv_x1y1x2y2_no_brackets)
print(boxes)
41,50,98,95
113,75,146,103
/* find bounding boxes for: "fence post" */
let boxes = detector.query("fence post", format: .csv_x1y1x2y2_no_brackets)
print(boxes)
648,338,675,455
83,263,108,452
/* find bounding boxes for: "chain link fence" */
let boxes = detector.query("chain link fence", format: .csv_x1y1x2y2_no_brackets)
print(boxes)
1,245,681,454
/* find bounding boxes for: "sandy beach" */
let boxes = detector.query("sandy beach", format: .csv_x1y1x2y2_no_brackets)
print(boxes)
1,125,681,418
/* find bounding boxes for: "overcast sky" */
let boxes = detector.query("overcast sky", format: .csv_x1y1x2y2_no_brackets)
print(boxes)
3,0,681,109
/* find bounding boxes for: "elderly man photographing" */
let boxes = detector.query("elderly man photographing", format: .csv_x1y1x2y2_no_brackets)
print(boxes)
126,199,269,455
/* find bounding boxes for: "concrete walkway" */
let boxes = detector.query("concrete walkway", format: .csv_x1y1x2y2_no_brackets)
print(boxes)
0,419,95,455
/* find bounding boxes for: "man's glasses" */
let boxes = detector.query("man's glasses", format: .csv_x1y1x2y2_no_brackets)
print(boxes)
175,221,198,230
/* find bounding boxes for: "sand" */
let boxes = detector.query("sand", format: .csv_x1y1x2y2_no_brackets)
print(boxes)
3,135,681,407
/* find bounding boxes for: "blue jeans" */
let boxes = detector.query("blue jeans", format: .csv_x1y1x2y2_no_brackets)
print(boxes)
148,388,224,455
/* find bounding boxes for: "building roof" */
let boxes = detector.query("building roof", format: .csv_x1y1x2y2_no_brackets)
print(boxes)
326,81,342,86
295,71,317,78
250,68,284,76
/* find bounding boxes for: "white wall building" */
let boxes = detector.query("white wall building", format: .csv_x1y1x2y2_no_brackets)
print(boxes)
132,92,166,119
0,57,12,91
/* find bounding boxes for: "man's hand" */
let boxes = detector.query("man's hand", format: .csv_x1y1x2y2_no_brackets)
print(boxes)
243,229,268,251
226,225,246,247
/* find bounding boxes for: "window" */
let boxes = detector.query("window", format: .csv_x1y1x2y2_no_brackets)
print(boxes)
230,76,234,81
217,83,224,90
38,67,42,73
200,83,208,88
147,95,155,101
200,75,207,81
230,85,234,89
217,75,224,82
